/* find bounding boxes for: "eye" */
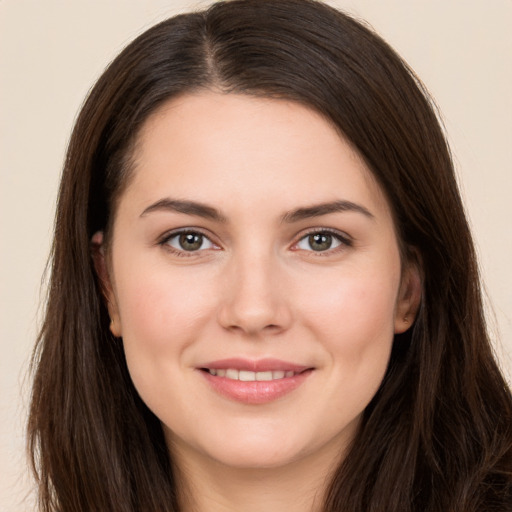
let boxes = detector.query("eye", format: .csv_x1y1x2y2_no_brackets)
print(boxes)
295,231,349,252
163,231,216,252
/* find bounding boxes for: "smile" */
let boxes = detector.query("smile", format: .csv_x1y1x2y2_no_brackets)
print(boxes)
204,369,297,381
199,359,313,404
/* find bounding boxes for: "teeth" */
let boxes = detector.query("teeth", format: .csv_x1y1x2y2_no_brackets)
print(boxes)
239,370,255,381
206,368,297,381
226,369,239,380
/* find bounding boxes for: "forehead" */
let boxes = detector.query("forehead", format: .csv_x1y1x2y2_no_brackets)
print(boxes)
121,92,391,222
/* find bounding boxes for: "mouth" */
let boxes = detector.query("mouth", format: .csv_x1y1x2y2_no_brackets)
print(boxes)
198,358,314,404
200,368,301,381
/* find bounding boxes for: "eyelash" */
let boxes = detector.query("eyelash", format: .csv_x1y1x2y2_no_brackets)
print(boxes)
158,228,218,257
292,228,353,255
158,227,353,257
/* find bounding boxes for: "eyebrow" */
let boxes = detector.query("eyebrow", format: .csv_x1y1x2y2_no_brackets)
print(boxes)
140,198,374,223
140,198,227,222
281,200,374,223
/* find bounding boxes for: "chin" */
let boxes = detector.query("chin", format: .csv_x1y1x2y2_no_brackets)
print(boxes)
206,442,307,470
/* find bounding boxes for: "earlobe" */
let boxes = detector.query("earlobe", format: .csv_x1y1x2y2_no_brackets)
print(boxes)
91,231,122,337
394,261,422,334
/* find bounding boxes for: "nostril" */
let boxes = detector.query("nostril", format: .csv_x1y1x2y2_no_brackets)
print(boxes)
217,292,293,335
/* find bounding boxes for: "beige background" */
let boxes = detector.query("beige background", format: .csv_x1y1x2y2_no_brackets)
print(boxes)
1,1,511,510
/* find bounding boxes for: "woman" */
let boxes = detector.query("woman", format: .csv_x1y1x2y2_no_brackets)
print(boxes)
28,0,512,510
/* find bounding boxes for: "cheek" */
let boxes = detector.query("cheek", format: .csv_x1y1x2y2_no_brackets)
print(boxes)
305,267,398,318
112,262,218,381
112,264,223,423
298,266,399,421
297,263,399,360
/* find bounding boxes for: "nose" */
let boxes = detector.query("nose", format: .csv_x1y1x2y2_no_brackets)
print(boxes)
217,250,293,336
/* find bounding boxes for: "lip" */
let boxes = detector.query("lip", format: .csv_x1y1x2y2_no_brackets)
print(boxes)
197,358,313,405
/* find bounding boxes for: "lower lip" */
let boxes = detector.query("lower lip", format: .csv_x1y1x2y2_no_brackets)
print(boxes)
200,370,313,405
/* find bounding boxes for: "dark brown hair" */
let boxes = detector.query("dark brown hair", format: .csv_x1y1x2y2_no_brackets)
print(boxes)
28,0,512,510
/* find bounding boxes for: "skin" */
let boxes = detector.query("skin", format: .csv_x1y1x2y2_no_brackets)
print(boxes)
95,92,421,512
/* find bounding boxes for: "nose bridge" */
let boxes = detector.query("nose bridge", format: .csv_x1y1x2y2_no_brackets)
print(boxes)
217,243,291,335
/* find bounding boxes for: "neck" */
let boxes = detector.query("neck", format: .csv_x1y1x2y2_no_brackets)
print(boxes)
170,441,344,512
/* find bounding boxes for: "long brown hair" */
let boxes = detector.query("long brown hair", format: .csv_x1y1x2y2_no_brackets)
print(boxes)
28,1,512,510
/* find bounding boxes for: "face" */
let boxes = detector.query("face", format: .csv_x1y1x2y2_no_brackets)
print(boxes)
98,92,420,473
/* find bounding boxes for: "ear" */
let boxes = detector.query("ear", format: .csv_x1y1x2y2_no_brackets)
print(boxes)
91,231,122,338
394,258,422,334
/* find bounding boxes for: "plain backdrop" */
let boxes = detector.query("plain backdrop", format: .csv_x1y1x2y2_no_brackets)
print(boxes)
1,1,511,510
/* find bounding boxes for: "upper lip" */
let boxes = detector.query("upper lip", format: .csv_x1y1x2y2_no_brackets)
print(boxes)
199,358,311,373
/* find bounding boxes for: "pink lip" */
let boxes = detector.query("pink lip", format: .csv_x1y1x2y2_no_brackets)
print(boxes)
197,358,313,405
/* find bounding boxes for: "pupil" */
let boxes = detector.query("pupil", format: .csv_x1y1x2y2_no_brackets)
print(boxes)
309,233,332,251
179,233,202,251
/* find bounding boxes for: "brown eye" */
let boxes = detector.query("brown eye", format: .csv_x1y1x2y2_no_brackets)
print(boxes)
308,233,333,251
164,231,215,252
296,231,346,252
179,232,204,251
